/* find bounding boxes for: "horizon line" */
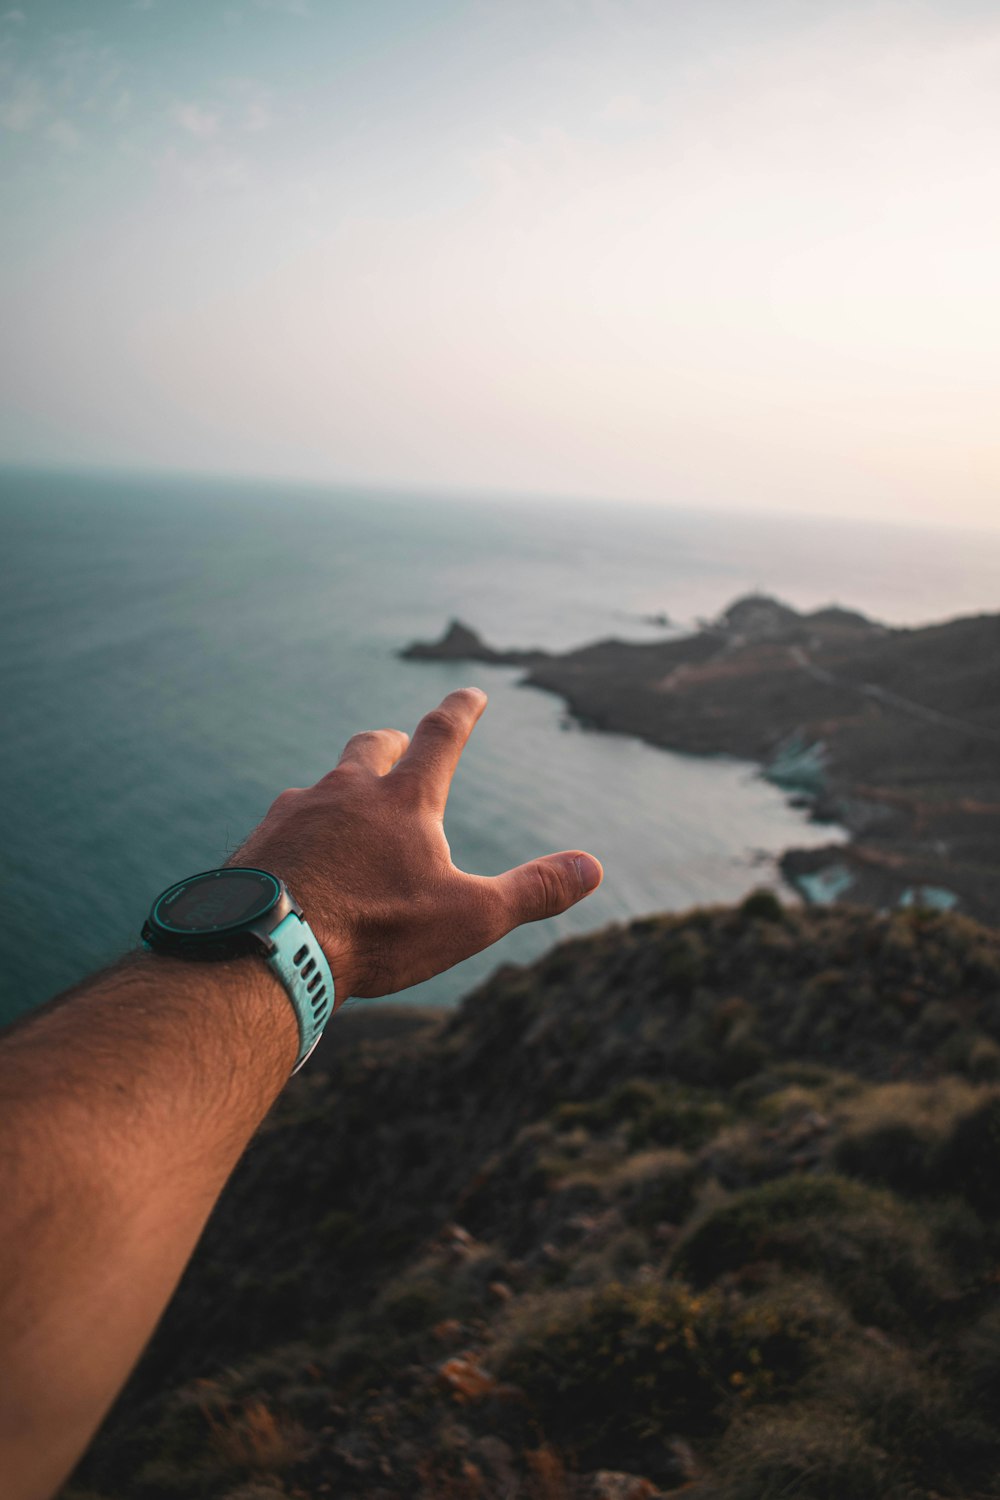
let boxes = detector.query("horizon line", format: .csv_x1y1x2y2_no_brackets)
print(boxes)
1,456,998,541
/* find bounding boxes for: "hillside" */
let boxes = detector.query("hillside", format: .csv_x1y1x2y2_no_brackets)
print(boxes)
67,899,1000,1500
404,598,1000,926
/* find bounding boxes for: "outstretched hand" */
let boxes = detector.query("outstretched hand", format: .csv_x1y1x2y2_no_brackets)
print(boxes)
232,687,603,1002
0,692,604,1500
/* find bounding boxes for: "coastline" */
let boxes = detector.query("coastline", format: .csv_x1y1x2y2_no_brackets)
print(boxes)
402,595,1000,927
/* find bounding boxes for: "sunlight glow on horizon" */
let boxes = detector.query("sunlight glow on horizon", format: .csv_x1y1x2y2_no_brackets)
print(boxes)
1,1,998,530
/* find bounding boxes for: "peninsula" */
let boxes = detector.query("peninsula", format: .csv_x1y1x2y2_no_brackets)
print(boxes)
402,596,1000,926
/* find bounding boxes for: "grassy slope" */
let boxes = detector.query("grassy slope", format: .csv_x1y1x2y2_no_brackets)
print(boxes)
67,897,1000,1500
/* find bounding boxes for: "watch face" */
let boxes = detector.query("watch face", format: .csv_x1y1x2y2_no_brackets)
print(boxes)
154,869,280,934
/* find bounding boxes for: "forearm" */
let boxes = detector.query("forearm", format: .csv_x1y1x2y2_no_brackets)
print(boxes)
0,950,297,1500
0,687,602,1499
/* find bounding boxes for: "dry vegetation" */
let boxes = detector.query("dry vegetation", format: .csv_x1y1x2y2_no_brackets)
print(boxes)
65,896,1000,1498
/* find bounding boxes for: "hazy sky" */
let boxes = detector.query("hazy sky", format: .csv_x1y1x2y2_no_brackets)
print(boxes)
1,0,998,526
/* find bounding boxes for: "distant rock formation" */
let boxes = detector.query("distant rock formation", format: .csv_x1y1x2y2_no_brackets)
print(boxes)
712,593,878,643
714,594,805,639
400,618,549,667
401,595,1000,928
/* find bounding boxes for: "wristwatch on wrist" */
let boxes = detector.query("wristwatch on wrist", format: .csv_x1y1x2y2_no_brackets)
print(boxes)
141,867,335,1073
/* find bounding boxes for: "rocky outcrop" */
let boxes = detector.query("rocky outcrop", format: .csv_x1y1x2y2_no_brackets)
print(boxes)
401,618,549,667
402,596,1000,928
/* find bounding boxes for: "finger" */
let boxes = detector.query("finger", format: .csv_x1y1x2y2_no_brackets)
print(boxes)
334,727,410,776
487,850,603,932
392,687,487,808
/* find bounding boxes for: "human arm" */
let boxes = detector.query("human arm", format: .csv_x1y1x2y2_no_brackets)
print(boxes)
0,687,603,1500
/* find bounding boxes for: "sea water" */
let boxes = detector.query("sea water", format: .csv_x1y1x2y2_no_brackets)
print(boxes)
2,467,998,1027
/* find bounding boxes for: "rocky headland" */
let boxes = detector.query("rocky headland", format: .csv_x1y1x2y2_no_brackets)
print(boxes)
61,598,1000,1500
403,596,1000,927
69,900,1000,1498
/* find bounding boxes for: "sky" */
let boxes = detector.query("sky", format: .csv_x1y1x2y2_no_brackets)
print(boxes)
0,0,998,528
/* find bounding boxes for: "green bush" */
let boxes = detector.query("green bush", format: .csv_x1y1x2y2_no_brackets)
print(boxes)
672,1175,948,1330
718,1019,771,1085
740,889,785,924
832,1079,984,1198
497,1277,841,1479
824,1346,1000,1490
613,1149,698,1228
552,1078,730,1151
498,1281,726,1465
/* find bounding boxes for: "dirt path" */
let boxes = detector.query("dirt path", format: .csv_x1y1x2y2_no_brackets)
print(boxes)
787,645,1000,745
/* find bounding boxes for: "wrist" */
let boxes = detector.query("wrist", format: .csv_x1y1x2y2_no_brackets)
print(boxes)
141,867,336,1072
127,945,300,1086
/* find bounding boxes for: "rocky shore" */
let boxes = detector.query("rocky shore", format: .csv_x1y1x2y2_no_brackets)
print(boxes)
402,596,1000,927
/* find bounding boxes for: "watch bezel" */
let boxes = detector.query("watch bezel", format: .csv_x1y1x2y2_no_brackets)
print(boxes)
142,867,293,959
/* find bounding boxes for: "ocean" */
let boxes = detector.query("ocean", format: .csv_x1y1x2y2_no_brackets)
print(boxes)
3,467,998,1028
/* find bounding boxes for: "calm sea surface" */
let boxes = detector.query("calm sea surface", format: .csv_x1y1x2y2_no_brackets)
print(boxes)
3,468,998,1028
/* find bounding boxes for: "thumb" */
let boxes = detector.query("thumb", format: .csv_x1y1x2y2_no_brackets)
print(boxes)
492,851,603,929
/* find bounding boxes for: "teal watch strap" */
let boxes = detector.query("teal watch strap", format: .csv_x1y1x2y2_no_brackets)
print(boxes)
268,911,335,1073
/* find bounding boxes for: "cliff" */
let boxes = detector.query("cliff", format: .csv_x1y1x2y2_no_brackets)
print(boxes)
403,596,1000,927
68,899,1000,1500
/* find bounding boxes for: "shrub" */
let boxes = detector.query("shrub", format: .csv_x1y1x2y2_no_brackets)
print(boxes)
925,1202,991,1287
724,1276,850,1396
740,890,785,924
203,1397,308,1476
377,1277,447,1334
835,1119,938,1195
832,1079,978,1196
938,1091,1000,1216
612,1149,698,1229
497,1277,840,1479
718,1020,771,1085
964,1035,1000,1082
497,1281,727,1477
821,1345,1000,1490
701,1409,888,1500
553,1079,730,1152
315,1208,364,1253
748,1081,826,1122
954,1304,1000,1417
907,998,962,1050
672,1175,948,1330
659,931,708,997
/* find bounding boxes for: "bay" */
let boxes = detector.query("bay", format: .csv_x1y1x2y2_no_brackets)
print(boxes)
2,467,997,1026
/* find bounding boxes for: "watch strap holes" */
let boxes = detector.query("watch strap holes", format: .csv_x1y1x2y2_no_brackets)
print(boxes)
271,912,335,1074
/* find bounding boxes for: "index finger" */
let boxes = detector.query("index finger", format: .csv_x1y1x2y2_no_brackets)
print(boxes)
392,687,487,810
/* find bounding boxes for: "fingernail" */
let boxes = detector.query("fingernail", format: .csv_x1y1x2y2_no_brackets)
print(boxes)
575,854,603,893
464,685,487,700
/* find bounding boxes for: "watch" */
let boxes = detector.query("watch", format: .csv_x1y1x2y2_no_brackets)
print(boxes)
141,866,335,1073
